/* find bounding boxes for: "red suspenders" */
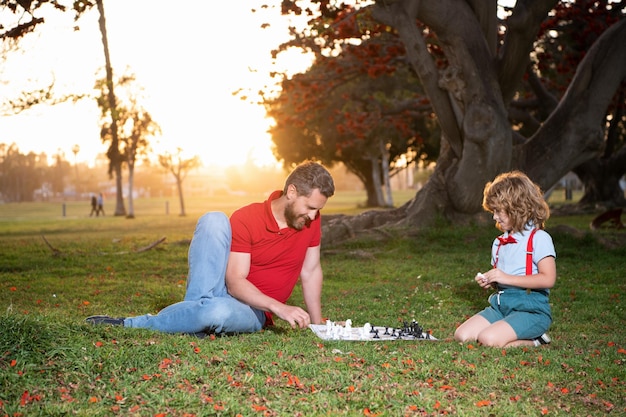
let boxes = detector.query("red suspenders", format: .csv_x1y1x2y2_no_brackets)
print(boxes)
492,229,538,299
494,228,538,275
526,228,538,275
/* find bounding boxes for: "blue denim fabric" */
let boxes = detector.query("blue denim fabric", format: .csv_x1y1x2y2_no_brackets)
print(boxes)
124,212,265,334
478,288,552,340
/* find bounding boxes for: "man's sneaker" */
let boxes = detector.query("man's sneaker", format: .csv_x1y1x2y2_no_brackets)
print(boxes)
533,333,551,346
86,315,125,326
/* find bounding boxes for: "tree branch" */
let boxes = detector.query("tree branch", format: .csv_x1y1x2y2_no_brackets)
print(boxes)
134,237,167,253
41,235,61,256
521,19,626,189
497,0,559,104
466,0,498,55
372,0,463,157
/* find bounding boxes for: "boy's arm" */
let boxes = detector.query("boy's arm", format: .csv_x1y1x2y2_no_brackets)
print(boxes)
479,256,556,289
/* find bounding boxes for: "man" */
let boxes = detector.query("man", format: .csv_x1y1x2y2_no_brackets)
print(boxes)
86,161,335,335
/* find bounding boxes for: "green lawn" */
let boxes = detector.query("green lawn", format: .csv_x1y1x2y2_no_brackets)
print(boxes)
0,192,624,416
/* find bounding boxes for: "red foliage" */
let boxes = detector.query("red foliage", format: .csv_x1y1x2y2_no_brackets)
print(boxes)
535,0,623,94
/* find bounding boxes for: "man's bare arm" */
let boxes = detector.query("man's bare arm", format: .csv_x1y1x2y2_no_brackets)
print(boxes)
299,245,323,325
225,252,312,329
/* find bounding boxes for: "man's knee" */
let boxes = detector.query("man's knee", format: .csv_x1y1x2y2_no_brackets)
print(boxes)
196,212,231,239
199,211,229,227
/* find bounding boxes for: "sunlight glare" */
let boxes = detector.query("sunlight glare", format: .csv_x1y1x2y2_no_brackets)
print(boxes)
0,0,312,169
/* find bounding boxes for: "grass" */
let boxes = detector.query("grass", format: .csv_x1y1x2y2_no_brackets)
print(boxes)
0,191,624,416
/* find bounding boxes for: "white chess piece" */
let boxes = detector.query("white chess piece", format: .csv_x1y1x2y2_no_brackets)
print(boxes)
343,319,352,338
361,323,372,339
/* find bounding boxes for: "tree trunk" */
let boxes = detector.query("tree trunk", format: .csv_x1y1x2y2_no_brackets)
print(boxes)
574,154,626,208
573,89,626,208
176,175,186,217
380,139,394,207
375,0,512,218
369,157,385,207
96,0,126,217
362,173,381,207
126,164,135,219
517,19,626,190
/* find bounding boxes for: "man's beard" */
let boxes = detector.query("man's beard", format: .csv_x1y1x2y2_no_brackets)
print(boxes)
284,202,311,230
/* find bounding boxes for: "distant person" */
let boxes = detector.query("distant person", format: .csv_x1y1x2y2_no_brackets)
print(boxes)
89,195,97,217
96,193,105,216
454,171,556,348
86,161,335,336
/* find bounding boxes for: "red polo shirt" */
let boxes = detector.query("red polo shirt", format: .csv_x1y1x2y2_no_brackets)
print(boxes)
229,190,322,325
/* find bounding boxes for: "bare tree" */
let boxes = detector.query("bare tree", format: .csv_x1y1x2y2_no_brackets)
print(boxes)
158,148,200,217
96,72,161,218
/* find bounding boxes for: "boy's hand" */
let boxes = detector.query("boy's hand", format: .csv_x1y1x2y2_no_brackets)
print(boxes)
475,272,492,289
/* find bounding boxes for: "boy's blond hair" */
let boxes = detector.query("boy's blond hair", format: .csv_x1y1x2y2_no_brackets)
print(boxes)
482,171,550,233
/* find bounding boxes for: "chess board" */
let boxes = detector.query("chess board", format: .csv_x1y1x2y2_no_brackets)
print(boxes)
309,320,437,341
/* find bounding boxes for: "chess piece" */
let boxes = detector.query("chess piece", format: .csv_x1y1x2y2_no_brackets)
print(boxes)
343,320,352,338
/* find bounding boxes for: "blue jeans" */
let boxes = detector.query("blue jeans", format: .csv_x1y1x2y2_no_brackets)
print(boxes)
124,212,266,334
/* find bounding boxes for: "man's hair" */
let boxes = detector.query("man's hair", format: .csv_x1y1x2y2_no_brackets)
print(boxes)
283,161,335,198
482,170,550,232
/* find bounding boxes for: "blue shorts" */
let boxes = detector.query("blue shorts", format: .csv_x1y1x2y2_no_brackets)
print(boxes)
478,288,552,340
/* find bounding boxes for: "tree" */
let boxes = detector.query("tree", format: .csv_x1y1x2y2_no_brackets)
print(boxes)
1,0,128,214
264,20,439,207
95,72,161,218
94,0,125,216
521,1,626,208
158,148,200,217
0,0,50,40
120,105,159,218
1,1,89,115
272,0,626,243
0,143,48,202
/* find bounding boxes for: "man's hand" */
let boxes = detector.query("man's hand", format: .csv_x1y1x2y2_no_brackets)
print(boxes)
274,304,311,329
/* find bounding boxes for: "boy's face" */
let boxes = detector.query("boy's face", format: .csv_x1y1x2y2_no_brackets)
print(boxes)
492,208,511,232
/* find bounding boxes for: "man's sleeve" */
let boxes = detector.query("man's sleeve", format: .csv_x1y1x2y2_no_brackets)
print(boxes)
230,210,252,253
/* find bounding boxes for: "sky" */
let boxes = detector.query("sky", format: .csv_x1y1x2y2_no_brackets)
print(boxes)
0,1,311,167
